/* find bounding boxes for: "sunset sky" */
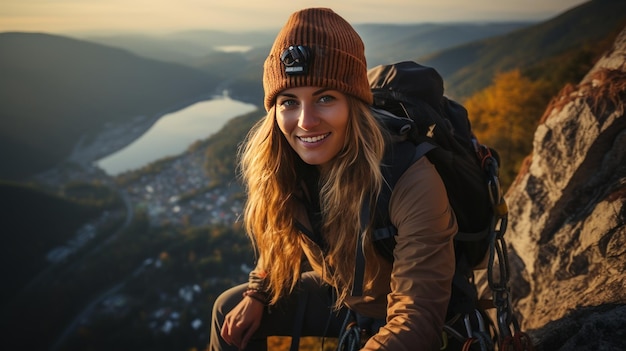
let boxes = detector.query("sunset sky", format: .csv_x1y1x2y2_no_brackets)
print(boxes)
2,0,589,34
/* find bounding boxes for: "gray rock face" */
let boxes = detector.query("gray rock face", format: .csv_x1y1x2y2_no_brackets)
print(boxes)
504,26,626,349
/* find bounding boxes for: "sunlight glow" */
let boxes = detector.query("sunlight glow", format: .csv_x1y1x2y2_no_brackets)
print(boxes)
0,0,589,34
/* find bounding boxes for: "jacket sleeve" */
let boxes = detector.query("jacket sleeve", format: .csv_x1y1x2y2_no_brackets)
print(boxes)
247,256,268,291
363,157,457,351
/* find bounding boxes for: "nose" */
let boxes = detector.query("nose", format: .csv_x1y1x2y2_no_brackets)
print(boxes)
297,103,320,130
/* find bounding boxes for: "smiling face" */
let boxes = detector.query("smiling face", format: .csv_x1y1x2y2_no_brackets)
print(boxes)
275,86,350,169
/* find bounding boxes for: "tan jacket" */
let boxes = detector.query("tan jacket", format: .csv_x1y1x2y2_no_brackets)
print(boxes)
252,156,457,350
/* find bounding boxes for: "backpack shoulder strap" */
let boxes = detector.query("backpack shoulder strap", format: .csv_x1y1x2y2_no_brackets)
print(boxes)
353,139,434,296
371,139,437,249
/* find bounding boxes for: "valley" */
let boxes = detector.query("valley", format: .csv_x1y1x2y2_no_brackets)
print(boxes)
2,2,625,348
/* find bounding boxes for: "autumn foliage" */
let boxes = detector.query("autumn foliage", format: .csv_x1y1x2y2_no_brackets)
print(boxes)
463,69,552,191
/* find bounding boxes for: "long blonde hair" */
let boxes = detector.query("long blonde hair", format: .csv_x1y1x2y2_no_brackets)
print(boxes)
239,96,386,307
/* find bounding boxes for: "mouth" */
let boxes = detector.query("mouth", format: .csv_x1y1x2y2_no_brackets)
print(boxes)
298,133,330,143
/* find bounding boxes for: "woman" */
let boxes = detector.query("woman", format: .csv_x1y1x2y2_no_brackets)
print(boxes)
210,8,456,351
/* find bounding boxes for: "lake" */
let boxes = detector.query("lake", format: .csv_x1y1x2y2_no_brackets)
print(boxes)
96,97,257,175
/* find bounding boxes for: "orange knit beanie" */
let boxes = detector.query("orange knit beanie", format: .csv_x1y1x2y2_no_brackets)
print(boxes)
263,8,372,111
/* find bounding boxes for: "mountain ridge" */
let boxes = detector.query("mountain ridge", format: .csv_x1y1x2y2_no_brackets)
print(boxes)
0,32,219,179
75,22,532,67
420,0,626,98
2,1,624,183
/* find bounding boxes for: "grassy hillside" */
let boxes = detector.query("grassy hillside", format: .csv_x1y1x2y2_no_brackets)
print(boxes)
0,33,219,180
420,0,626,99
200,108,265,181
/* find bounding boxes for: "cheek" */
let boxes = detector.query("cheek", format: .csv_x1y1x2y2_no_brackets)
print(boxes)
275,112,292,136
334,108,350,137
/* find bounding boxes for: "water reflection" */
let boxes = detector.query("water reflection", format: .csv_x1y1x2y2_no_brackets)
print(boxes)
96,97,256,175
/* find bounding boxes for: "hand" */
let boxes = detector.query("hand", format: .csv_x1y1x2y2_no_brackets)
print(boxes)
221,296,265,350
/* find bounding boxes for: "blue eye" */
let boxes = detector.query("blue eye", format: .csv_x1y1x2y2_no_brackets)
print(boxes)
279,99,298,108
319,95,335,103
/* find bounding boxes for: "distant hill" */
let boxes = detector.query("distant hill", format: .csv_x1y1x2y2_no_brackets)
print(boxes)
78,23,530,68
356,22,533,67
196,0,626,106
79,29,279,66
204,22,531,103
420,0,626,98
75,22,532,106
73,34,218,65
218,0,625,108
0,33,219,179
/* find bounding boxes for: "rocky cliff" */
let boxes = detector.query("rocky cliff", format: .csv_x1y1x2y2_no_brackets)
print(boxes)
504,26,626,349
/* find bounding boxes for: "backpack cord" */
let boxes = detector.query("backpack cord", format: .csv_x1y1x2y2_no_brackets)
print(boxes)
479,145,534,351
337,310,361,351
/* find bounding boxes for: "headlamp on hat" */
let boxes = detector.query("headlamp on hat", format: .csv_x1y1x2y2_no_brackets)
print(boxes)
280,45,312,76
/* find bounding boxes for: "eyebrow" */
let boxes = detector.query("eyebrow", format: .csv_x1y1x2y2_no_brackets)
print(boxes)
277,88,333,99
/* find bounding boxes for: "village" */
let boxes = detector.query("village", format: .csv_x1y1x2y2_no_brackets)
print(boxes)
121,151,243,229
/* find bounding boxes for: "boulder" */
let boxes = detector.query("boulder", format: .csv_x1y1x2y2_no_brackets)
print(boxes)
504,25,626,349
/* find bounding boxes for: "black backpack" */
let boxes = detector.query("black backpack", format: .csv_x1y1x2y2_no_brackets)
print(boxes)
367,61,496,268
346,61,524,351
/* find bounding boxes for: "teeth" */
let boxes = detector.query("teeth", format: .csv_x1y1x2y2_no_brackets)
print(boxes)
299,133,329,143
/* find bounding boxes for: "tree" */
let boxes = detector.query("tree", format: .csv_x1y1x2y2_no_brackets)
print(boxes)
464,69,549,191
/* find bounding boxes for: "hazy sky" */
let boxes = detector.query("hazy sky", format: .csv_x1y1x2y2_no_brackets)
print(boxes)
1,0,589,34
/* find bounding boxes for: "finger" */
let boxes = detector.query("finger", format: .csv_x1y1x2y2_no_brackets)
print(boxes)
221,318,235,345
226,319,246,349
240,319,261,350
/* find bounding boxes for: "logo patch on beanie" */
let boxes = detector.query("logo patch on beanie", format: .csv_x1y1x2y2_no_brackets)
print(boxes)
280,45,312,75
